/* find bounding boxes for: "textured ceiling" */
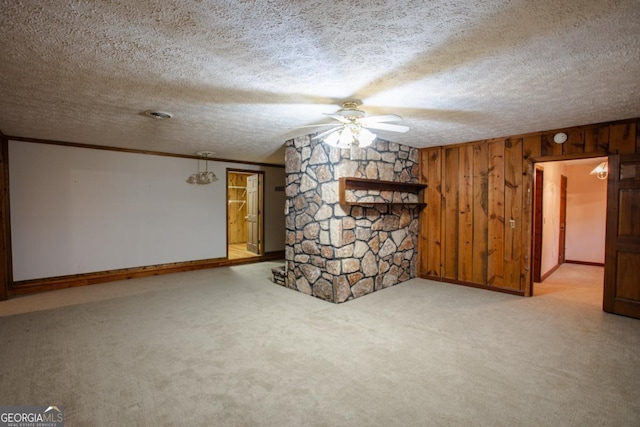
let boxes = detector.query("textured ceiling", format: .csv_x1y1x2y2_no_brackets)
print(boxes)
1,1,639,165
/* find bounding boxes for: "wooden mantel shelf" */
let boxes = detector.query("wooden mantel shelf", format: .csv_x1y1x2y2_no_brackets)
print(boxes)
338,177,427,207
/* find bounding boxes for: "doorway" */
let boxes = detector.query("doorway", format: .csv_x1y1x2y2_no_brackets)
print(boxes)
531,158,607,295
226,170,264,260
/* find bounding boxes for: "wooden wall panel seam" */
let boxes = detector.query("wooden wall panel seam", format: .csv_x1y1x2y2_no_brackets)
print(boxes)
443,147,459,280
487,141,505,287
472,143,489,284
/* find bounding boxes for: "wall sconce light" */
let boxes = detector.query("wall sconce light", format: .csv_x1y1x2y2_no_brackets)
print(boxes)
187,151,218,185
589,161,608,180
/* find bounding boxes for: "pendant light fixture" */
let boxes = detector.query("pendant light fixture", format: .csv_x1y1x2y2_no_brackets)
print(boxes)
187,151,219,185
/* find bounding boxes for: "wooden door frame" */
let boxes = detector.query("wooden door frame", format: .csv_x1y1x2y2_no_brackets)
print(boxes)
225,168,265,258
532,168,544,284
528,156,607,297
559,175,567,265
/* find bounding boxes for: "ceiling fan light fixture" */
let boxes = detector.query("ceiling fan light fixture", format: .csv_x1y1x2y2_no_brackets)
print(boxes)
323,130,340,147
305,101,404,148
338,127,354,146
357,128,377,147
322,124,377,148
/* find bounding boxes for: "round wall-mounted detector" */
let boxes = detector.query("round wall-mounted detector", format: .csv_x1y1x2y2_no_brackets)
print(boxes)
142,110,172,119
195,150,217,157
553,132,568,144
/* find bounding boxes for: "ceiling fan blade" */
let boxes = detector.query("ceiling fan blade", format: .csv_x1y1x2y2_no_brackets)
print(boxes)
297,123,339,129
323,113,351,124
359,114,403,124
311,126,343,140
363,122,410,133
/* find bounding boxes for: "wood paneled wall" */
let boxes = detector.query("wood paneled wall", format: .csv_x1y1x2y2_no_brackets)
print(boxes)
419,117,639,296
0,134,9,301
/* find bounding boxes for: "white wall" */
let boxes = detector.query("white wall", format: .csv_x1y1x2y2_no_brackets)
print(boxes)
565,162,607,264
9,141,285,281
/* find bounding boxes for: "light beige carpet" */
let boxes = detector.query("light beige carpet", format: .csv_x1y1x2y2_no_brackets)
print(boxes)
0,262,638,426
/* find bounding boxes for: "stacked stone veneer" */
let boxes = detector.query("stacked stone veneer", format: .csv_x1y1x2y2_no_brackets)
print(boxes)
283,135,420,303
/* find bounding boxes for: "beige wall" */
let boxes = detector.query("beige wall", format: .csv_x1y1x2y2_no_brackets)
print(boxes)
565,161,607,264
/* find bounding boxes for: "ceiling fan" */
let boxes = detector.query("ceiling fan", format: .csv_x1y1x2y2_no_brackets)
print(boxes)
299,101,409,148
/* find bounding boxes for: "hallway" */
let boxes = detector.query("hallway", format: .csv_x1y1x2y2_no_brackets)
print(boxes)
534,263,604,308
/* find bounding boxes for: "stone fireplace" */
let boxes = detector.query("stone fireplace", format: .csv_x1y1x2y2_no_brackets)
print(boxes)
283,135,421,303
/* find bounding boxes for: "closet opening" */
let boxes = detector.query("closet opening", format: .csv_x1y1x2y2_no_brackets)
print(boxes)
226,169,264,260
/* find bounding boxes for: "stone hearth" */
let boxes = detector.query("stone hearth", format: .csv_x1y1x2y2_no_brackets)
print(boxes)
283,135,420,303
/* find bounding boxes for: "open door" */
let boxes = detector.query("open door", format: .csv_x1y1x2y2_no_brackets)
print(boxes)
227,170,263,259
603,154,640,319
246,174,262,255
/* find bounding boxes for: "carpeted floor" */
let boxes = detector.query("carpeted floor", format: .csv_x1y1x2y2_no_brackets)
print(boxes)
0,262,638,426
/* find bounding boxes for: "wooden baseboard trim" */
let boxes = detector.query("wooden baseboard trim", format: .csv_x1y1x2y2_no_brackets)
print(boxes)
8,251,284,296
419,275,525,296
540,263,561,282
565,260,605,267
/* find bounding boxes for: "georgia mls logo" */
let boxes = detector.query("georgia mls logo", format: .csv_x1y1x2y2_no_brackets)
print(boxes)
0,405,64,427
44,406,63,417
